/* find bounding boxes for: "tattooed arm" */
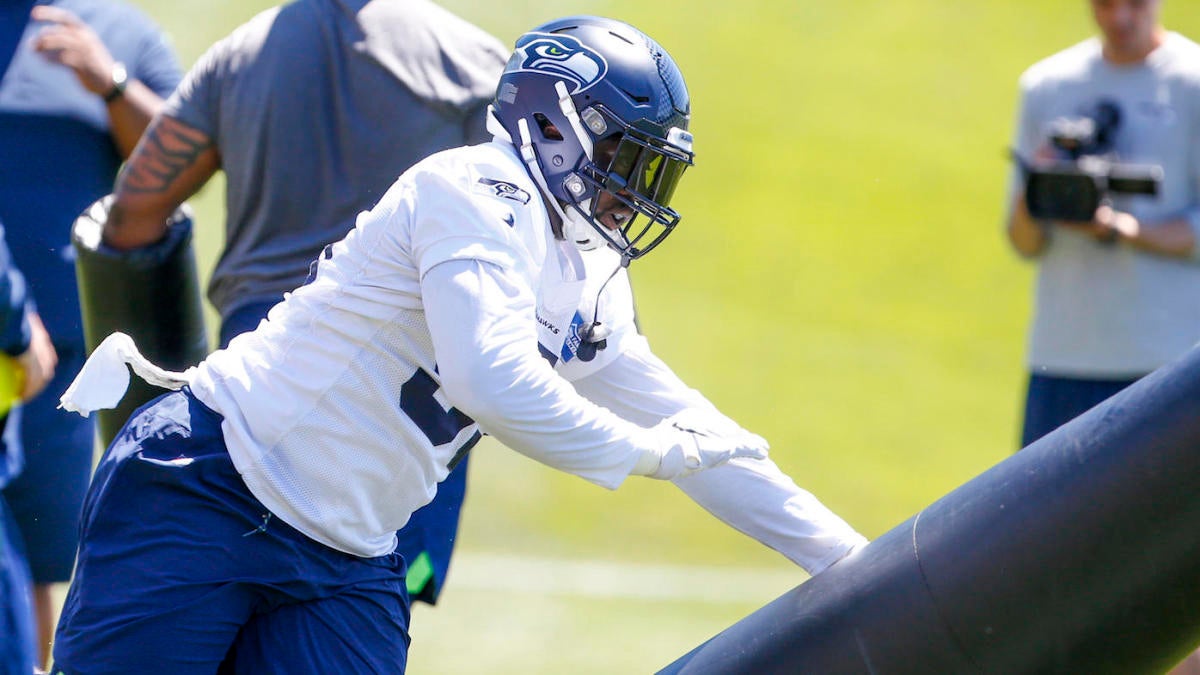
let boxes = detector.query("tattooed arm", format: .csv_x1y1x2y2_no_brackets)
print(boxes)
105,115,220,250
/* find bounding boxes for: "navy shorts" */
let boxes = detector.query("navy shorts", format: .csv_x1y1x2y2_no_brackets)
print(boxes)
3,343,95,583
222,299,470,604
53,390,411,674
1020,372,1141,449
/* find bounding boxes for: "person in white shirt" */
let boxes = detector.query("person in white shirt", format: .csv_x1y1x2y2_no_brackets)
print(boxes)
52,15,867,673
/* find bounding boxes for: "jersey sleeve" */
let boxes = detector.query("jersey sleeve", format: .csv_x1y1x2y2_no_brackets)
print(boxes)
570,336,869,574
161,37,227,140
128,13,182,99
1007,70,1048,206
409,168,534,281
421,257,661,489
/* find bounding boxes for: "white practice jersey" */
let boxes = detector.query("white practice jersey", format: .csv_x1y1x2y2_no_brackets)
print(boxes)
192,140,643,557
191,138,867,569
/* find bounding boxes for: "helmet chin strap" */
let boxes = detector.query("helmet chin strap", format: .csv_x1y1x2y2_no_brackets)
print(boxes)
551,82,634,266
514,116,608,254
555,81,593,160
514,117,572,223
562,208,603,251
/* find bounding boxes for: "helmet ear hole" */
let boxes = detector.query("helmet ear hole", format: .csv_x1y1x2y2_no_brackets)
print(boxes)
533,113,563,141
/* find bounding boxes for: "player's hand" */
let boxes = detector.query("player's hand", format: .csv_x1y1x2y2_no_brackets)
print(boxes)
31,5,118,96
17,312,57,402
645,409,769,480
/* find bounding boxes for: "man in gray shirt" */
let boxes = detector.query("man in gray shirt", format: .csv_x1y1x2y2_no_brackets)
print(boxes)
105,0,507,606
1006,5,1200,668
1007,0,1200,437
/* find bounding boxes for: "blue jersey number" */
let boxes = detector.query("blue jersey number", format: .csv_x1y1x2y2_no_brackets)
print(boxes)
399,367,479,468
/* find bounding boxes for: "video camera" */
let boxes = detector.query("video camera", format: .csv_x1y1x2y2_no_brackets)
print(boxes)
1019,101,1162,222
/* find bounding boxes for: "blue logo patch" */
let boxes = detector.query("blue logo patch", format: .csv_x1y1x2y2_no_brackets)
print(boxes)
477,177,531,205
508,33,608,94
560,311,587,362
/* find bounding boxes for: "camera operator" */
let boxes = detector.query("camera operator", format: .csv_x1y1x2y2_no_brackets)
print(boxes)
1006,0,1200,453
1008,7,1200,669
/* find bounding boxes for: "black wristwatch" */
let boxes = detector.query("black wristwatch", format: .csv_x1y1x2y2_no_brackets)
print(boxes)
103,62,128,103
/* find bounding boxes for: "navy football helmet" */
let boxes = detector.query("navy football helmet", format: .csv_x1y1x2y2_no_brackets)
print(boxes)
489,16,694,263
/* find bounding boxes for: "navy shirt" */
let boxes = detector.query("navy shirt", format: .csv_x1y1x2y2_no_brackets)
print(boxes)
0,0,180,348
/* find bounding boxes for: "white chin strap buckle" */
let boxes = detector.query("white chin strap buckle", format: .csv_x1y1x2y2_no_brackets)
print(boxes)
563,207,602,251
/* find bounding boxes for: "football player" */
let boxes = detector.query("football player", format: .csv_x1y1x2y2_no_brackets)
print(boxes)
53,15,868,673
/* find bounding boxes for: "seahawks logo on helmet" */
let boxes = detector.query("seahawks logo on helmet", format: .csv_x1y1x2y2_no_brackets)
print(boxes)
507,33,608,94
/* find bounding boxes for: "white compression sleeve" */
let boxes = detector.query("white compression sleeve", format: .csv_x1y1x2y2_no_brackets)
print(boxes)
421,258,663,488
571,335,868,574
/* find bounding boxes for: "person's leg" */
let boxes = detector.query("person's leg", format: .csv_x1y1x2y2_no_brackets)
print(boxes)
31,584,53,667
217,299,415,672
0,495,35,675
1,345,94,667
55,388,413,674
53,391,275,673
396,454,470,604
222,552,410,675
1019,373,1139,449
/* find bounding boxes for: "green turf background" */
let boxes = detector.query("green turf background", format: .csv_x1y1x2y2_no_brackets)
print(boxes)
100,1,1200,671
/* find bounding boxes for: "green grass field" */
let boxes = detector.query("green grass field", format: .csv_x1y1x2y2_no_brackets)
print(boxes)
98,1,1200,672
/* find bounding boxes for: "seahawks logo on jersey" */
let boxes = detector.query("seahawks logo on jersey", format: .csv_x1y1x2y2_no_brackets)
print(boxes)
475,177,531,205
507,33,608,94
535,310,588,367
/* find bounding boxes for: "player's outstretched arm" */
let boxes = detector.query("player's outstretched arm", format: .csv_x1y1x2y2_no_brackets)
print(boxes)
571,336,868,574
635,408,767,480
420,258,758,485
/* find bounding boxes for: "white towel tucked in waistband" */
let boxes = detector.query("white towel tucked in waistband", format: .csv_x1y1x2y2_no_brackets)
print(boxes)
59,332,195,417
